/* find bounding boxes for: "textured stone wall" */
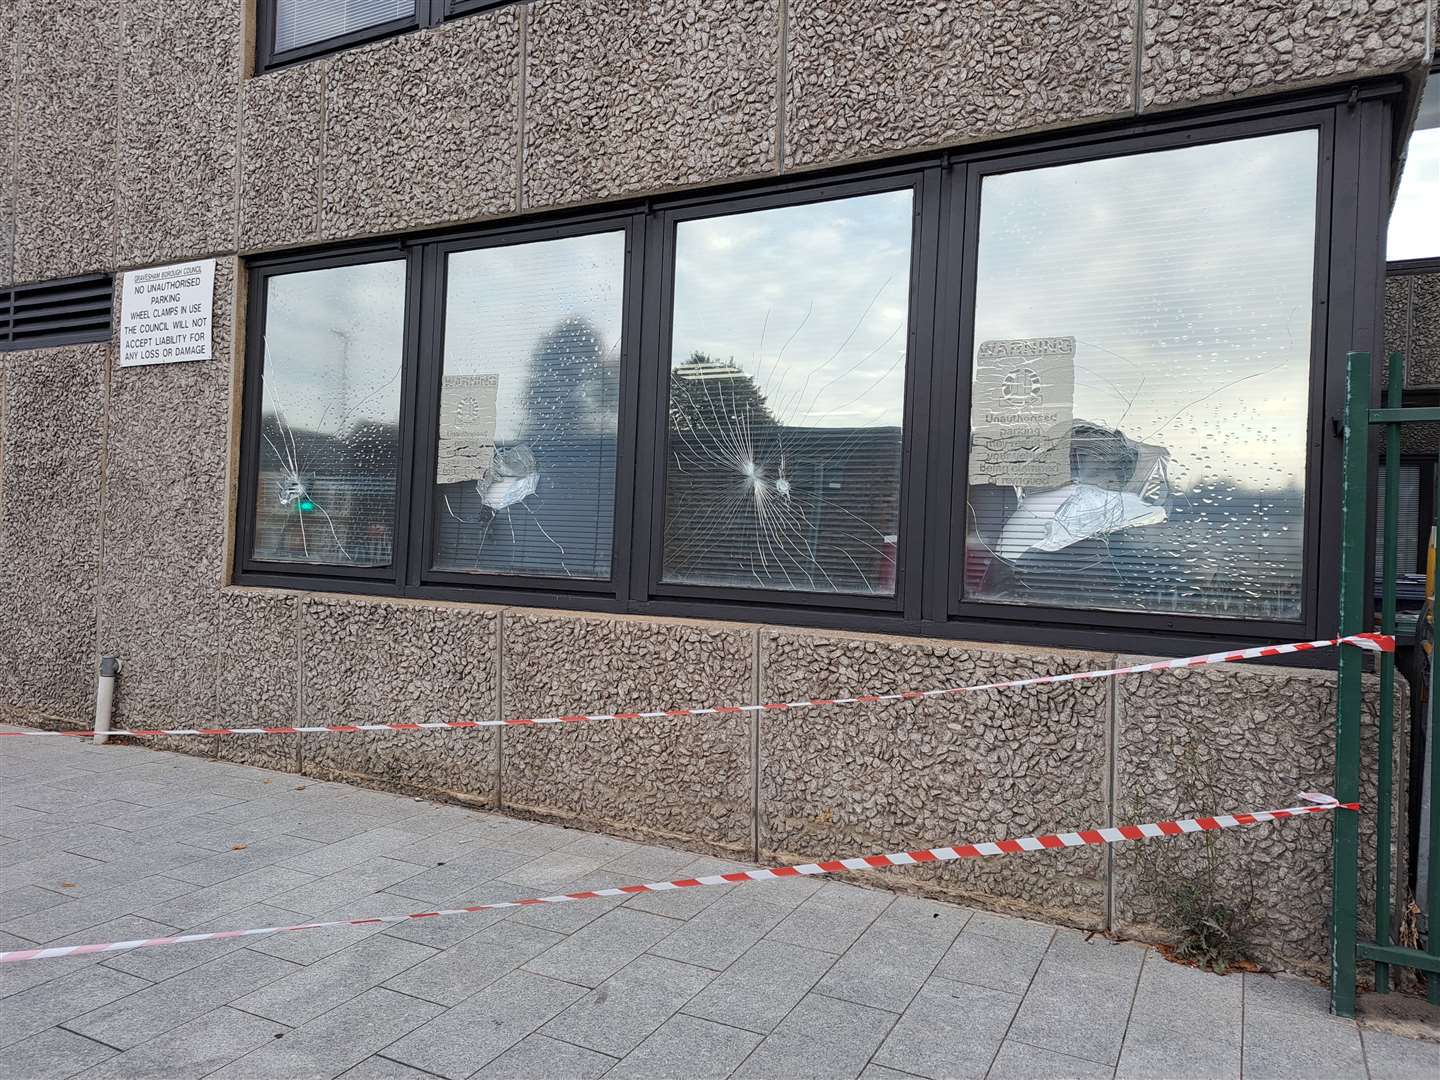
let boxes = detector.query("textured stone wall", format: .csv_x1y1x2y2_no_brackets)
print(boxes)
0,345,107,726
1385,271,1440,389
3,0,1433,281
759,630,1113,928
1112,662,1402,977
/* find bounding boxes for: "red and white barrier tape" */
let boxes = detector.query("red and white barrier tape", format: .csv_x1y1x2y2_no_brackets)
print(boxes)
0,794,1357,964
0,633,1393,741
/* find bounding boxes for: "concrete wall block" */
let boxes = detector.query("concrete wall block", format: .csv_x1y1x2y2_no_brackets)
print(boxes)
298,594,500,803
12,0,118,282
240,63,325,252
759,630,1113,927
117,0,241,267
522,0,779,210
784,0,1135,170
1141,0,1431,111
98,258,236,749
1382,275,1411,386
0,345,107,726
215,588,302,771
1408,272,1440,389
0,2,17,287
1111,662,1401,976
322,13,520,241
500,611,755,854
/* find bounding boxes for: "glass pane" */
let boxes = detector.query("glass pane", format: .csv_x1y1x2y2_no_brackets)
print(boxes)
1388,75,1440,261
252,260,406,567
432,231,625,580
274,0,414,54
964,131,1318,620
662,190,913,595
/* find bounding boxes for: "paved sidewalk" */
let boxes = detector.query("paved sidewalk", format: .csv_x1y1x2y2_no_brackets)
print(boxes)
0,727,1435,1080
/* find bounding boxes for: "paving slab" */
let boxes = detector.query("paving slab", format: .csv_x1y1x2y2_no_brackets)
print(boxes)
735,990,898,1079
0,728,1435,1080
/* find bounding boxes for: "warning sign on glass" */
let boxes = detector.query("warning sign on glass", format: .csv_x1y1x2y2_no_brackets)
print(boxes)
969,336,1075,489
119,259,215,367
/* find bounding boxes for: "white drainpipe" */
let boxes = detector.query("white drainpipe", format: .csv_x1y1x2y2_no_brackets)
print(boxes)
93,656,121,746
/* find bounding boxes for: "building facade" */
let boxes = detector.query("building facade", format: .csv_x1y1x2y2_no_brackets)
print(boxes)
1,1,1437,975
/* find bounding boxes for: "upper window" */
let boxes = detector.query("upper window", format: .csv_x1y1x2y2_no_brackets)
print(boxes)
258,2,513,70
1388,73,1440,263
962,132,1318,621
274,0,415,54
661,191,914,597
238,101,1364,649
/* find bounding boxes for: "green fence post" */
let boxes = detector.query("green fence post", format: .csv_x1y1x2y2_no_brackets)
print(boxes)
1332,351,1370,1018
1429,453,1440,1004
1375,352,1402,995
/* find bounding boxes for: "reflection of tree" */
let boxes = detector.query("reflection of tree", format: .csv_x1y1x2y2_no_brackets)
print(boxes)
434,315,619,579
520,316,619,448
664,352,900,594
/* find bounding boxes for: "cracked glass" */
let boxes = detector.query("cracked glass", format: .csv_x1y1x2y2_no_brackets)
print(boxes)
431,231,625,580
251,259,406,568
963,130,1319,619
661,190,914,596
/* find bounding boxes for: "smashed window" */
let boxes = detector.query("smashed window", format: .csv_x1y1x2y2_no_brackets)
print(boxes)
964,131,1318,619
251,259,406,567
431,231,625,580
661,191,913,596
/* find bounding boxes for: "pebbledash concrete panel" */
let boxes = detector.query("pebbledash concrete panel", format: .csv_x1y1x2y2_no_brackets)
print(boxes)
521,0,779,210
0,345,107,727
240,63,326,252
116,1,242,268
500,612,755,856
1140,0,1431,110
1411,273,1440,389
11,0,117,283
1111,662,1403,976
758,629,1113,928
0,3,16,287
97,259,237,752
783,0,1135,169
214,589,303,773
1384,276,1412,384
298,594,501,804
321,13,520,241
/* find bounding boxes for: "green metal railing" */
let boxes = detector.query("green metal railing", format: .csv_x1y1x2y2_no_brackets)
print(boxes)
1331,350,1440,1016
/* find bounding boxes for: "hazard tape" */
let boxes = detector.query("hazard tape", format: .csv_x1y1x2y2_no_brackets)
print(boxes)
0,633,1394,741
0,794,1357,964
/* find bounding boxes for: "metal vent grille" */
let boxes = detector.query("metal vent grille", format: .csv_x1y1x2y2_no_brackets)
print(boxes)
0,274,114,352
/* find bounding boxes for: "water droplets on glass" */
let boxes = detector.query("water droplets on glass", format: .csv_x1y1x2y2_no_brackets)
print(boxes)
964,131,1319,620
252,259,407,567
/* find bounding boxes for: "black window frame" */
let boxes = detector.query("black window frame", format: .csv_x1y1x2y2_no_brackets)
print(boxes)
255,0,519,73
235,84,1396,655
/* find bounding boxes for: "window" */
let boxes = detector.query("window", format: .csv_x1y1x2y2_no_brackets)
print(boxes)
274,0,415,54
257,1,517,70
1388,72,1440,263
962,131,1318,621
249,258,408,568
431,231,627,580
661,191,914,596
239,93,1380,651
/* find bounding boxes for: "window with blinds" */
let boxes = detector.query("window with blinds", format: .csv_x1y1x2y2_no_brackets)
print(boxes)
660,191,913,596
273,0,415,55
431,231,626,580
963,130,1319,620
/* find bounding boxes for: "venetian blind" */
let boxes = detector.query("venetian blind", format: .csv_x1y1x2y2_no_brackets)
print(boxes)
274,0,415,54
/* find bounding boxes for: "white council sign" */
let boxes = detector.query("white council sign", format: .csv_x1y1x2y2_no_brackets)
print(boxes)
119,259,216,367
